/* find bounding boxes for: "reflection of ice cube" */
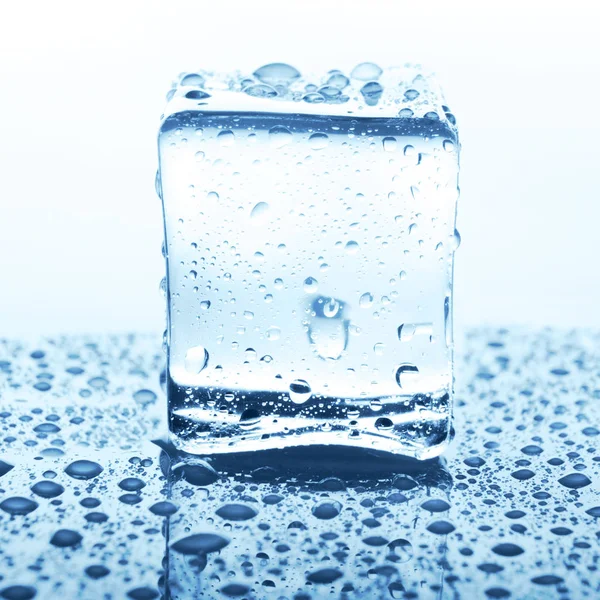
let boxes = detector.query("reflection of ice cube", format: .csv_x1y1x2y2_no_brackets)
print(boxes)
398,322,434,342
307,296,349,360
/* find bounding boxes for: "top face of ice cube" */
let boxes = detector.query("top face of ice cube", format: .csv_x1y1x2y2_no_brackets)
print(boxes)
161,62,457,128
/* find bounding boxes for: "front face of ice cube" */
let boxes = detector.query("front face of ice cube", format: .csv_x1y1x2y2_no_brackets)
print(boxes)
158,65,459,458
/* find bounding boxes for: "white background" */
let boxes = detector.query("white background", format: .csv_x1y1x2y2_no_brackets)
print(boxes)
1,0,599,337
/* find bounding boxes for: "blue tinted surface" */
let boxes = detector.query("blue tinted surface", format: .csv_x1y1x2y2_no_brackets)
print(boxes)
0,329,599,598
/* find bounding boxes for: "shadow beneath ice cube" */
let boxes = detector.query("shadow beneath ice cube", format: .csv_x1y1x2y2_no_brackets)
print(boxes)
155,440,454,599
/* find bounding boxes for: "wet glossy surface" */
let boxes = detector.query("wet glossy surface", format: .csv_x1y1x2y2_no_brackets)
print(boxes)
0,329,599,598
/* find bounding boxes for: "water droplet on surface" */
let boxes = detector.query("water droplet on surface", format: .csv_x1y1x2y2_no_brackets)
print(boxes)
0,497,38,516
404,89,420,100
184,346,209,374
375,417,393,430
266,326,281,341
426,520,455,535
289,379,312,404
558,473,591,489
244,84,278,98
327,72,349,89
31,481,64,499
443,139,455,152
50,529,82,548
239,408,261,428
268,125,292,148
451,229,461,251
149,501,178,517
217,130,235,147
421,499,450,513
345,240,359,255
133,389,157,406
351,62,383,81
65,460,103,480
253,63,301,86
303,276,319,293
250,201,270,222
216,503,258,521
85,565,110,580
172,461,218,486
0,586,37,600
312,501,341,520
180,73,204,86
491,543,524,557
171,533,230,555
382,137,397,152
360,81,383,106
359,292,374,308
185,89,210,100
388,538,413,563
395,364,419,388
309,133,329,150
118,477,146,492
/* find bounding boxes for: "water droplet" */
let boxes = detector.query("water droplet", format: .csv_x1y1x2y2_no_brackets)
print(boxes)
118,477,146,492
421,499,450,513
359,293,374,308
268,125,292,148
303,92,325,104
303,276,319,293
388,539,413,563
397,323,433,342
239,408,261,428
323,298,340,318
180,73,204,86
250,201,270,222
184,346,209,374
345,240,359,255
399,108,414,118
360,81,383,106
351,62,383,81
395,364,419,388
404,89,420,100
253,63,301,86
217,130,235,147
266,326,281,341
172,461,218,486
0,497,38,516
149,501,178,517
309,133,329,150
133,389,157,407
50,529,82,548
65,460,103,480
194,150,205,161
31,481,64,499
185,89,210,100
200,300,211,310
451,229,461,251
327,72,349,89
531,575,564,586
443,139,455,152
382,137,397,152
375,417,393,430
312,501,341,520
558,473,591,489
426,520,455,535
373,343,384,356
216,504,258,521
244,84,278,98
171,533,230,555
424,111,440,120
85,566,110,580
289,379,312,404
